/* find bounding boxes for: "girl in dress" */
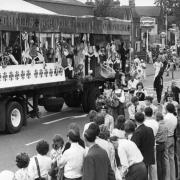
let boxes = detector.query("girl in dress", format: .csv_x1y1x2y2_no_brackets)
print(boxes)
134,82,147,102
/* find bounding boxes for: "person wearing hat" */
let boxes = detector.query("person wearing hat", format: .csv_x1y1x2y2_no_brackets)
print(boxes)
83,123,115,180
59,129,85,180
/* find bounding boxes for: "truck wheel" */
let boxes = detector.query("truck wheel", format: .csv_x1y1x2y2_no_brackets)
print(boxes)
6,101,24,134
81,90,89,113
44,97,64,112
88,87,100,111
64,91,81,107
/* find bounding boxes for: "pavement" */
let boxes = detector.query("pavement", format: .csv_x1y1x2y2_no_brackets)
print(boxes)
1,64,180,172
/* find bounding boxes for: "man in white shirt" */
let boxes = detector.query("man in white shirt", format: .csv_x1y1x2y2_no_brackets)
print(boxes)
164,103,177,180
117,134,147,180
28,140,52,180
153,56,163,78
59,129,85,179
144,107,159,136
128,96,144,121
144,107,159,180
128,76,139,94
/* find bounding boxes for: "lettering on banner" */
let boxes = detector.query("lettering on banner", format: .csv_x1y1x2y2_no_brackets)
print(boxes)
3,72,8,82
15,71,20,80
26,70,31,79
21,70,25,80
39,69,43,78
9,71,14,81
44,69,48,77
49,69,53,77
34,69,38,78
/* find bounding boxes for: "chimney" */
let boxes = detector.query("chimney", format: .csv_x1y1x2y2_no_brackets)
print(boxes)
129,0,135,7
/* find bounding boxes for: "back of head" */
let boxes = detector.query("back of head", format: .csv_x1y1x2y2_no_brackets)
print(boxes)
116,115,126,130
94,113,105,126
68,122,80,137
144,107,153,117
84,123,99,143
166,103,175,114
124,120,136,133
156,112,164,122
145,96,153,103
88,122,100,136
98,124,110,140
16,152,30,169
67,129,80,143
131,96,139,104
88,110,97,122
135,112,145,124
36,140,49,156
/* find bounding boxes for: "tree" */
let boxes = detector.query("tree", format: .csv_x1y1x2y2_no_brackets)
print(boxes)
154,0,180,15
94,0,113,17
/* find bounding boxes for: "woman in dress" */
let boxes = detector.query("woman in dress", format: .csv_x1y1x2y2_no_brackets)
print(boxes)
134,82,147,102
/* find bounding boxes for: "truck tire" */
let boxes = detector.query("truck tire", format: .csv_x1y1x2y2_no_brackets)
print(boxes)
81,90,89,113
88,87,100,111
6,101,24,134
44,97,64,112
63,91,81,107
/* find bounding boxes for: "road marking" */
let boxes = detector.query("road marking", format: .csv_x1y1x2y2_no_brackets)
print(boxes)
43,117,71,125
25,139,42,146
72,114,87,119
41,112,61,118
42,114,87,125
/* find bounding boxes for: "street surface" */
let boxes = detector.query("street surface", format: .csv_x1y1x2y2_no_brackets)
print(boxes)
1,64,180,172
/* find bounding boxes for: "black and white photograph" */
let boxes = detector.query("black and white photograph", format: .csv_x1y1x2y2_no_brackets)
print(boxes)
0,0,180,180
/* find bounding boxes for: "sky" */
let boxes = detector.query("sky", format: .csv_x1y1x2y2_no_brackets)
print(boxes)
79,0,155,6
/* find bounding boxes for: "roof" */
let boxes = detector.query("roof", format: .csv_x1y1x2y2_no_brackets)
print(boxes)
0,0,56,14
24,0,87,7
134,6,161,17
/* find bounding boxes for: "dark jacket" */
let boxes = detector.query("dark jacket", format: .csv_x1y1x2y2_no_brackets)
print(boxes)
132,124,155,165
82,144,115,180
153,73,163,90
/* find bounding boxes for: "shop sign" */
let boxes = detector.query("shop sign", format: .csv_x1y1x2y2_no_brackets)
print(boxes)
140,17,156,28
0,11,131,35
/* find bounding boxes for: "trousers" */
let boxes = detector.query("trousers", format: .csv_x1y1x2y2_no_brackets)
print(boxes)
164,137,176,180
156,142,166,180
126,162,147,180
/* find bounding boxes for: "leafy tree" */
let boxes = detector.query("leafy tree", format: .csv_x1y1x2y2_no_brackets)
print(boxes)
94,0,113,17
154,0,180,15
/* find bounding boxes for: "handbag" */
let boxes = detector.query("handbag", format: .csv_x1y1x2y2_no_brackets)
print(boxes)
34,157,46,180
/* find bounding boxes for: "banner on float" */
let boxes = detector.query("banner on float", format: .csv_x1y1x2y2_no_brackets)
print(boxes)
0,63,65,89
